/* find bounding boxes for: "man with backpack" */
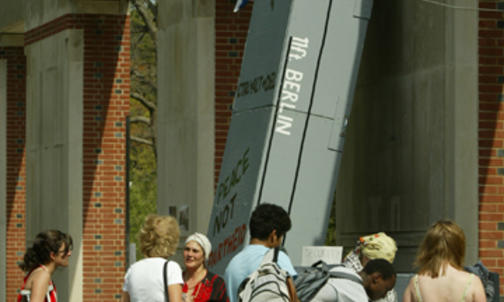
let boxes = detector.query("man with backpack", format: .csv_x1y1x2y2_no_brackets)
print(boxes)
223,203,299,302
310,258,396,302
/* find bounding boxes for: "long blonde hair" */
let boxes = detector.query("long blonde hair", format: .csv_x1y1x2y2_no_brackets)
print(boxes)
415,220,465,277
139,214,180,258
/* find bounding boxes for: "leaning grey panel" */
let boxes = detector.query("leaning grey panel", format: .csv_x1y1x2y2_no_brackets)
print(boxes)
207,0,373,273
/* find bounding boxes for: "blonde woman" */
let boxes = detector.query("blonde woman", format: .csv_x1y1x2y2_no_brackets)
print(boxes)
122,215,183,302
403,220,486,302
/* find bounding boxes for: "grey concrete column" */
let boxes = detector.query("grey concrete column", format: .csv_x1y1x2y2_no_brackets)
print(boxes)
443,0,478,266
0,58,7,302
25,29,84,302
333,0,478,271
157,0,215,238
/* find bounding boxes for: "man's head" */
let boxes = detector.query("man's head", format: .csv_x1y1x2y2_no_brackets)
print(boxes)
361,258,396,300
249,203,291,247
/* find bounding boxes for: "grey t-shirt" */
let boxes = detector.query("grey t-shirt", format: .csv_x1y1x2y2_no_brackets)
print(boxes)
311,266,368,302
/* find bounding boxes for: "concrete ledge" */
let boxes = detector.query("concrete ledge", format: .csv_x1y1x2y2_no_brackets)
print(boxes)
25,0,128,31
0,20,24,35
75,0,129,15
0,34,24,47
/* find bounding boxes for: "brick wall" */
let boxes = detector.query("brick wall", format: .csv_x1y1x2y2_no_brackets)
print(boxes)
24,14,130,301
214,0,253,185
478,1,504,295
0,46,26,302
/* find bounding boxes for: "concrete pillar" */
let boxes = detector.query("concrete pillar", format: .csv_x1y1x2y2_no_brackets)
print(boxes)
333,0,478,271
157,0,215,240
25,28,84,302
445,0,478,267
23,0,129,300
0,57,6,302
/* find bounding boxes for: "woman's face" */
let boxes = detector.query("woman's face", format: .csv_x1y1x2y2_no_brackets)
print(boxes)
184,241,205,270
53,243,72,267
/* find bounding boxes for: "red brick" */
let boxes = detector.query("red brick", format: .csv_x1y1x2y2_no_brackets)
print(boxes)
481,195,504,203
1,46,26,302
480,211,504,221
480,249,503,258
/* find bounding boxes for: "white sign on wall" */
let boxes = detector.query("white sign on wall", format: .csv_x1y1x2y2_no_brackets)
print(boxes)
301,246,343,266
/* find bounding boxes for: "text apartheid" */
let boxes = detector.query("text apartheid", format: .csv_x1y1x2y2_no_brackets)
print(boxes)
208,224,247,267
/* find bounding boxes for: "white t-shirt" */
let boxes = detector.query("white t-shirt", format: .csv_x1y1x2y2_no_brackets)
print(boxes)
123,257,183,302
311,266,368,302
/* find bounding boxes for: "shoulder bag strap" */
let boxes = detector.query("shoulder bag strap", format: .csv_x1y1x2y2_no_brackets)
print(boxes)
273,247,280,263
328,269,364,285
164,260,170,302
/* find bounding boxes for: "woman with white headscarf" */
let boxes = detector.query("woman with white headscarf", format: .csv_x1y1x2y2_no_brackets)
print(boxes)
182,233,229,302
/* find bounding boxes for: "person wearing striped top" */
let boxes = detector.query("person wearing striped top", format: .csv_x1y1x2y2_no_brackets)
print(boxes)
17,230,73,302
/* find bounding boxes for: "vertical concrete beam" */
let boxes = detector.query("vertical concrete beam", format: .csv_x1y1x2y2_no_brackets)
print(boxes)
157,0,215,236
25,29,84,302
0,58,6,302
443,0,478,265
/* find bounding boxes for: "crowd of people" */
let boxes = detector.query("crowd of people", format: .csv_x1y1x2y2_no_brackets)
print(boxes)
17,204,489,302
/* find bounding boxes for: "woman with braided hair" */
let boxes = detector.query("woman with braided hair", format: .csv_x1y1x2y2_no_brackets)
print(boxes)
17,230,73,302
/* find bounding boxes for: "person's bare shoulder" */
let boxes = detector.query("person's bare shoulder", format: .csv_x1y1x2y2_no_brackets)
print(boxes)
470,274,486,302
402,276,415,302
27,267,50,289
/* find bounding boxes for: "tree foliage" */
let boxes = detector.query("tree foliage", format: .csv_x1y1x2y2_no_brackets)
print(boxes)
128,0,158,260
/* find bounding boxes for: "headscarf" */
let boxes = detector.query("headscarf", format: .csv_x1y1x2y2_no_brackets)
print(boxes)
359,232,397,263
185,232,212,261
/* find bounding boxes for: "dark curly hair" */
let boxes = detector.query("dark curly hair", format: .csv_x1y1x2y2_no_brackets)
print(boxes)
249,203,291,240
363,258,396,280
19,230,73,272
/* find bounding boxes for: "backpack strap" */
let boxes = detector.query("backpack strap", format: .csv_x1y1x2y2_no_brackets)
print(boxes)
273,247,280,263
163,260,170,302
328,269,363,285
313,261,363,285
260,248,278,266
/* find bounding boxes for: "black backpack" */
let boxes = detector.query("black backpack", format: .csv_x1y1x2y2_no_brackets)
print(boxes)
294,260,362,302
